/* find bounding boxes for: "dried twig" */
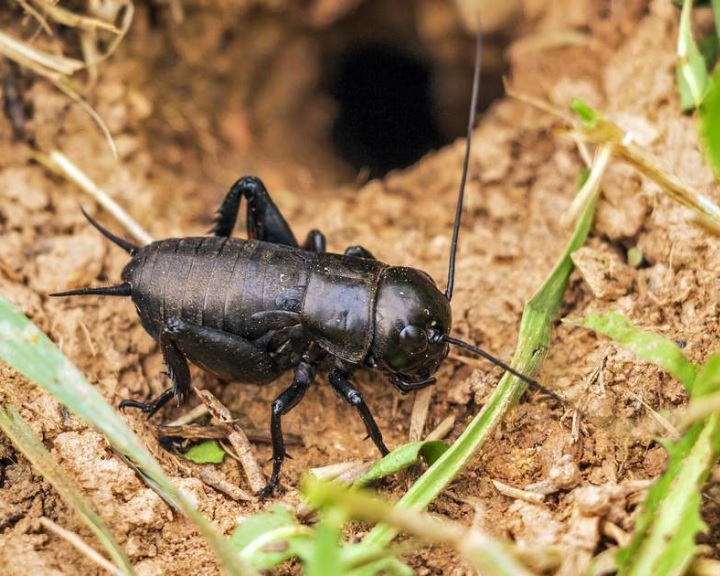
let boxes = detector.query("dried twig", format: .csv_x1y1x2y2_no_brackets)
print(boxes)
195,389,266,493
425,415,455,442
199,467,255,502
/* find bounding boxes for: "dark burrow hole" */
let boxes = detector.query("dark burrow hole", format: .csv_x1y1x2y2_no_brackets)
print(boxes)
328,42,505,179
330,44,447,179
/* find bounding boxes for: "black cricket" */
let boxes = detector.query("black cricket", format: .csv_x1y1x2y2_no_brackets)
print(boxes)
53,37,553,497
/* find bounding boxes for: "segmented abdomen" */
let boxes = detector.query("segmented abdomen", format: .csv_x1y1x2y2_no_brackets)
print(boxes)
122,237,308,340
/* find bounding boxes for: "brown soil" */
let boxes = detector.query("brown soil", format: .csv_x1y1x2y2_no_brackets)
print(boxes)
1,0,719,574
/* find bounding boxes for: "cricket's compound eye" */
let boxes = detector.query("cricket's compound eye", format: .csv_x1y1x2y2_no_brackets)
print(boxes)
398,325,428,355
371,267,450,385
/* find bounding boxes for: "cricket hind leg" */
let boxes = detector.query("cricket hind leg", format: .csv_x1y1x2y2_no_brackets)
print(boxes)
210,175,297,245
120,316,283,417
211,176,328,253
120,318,193,417
161,316,283,384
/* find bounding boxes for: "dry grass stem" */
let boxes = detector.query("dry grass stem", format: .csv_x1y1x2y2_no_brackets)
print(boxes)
425,415,456,441
507,85,720,233
26,0,122,33
39,517,129,576
625,389,680,440
561,142,614,226
33,150,153,244
409,386,433,442
15,0,53,35
310,460,368,482
0,29,83,75
691,558,720,576
491,479,546,503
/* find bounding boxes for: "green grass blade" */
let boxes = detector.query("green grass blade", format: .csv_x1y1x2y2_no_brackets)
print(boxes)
692,352,720,397
0,295,255,576
306,509,344,576
354,440,448,488
0,405,136,575
305,478,532,576
233,506,314,570
698,35,719,69
363,183,598,548
700,69,720,177
571,312,720,574
677,0,711,111
569,312,697,391
617,417,720,575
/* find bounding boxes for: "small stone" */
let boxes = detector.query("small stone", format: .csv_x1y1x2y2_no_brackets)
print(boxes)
571,244,634,300
574,485,612,516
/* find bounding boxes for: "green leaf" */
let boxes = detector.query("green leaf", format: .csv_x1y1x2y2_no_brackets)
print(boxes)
627,247,644,268
306,509,344,576
232,505,297,549
570,99,598,125
230,501,406,574
677,0,711,111
617,416,720,575
232,505,312,570
698,35,719,68
354,441,448,488
692,352,720,397
576,167,591,191
700,70,720,176
570,312,697,391
182,440,226,464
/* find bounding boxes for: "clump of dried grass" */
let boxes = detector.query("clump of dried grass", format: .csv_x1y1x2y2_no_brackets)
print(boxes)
1,0,135,155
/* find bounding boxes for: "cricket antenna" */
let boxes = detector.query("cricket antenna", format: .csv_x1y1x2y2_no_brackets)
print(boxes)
433,333,564,404
434,32,568,409
445,32,482,302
